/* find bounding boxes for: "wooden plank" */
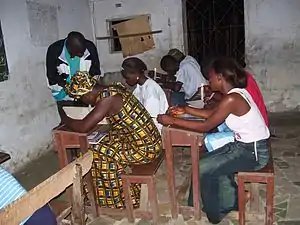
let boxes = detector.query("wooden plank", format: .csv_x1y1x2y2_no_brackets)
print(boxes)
56,207,72,224
0,151,93,225
249,183,260,213
139,184,149,211
71,164,85,225
114,15,155,57
96,30,162,40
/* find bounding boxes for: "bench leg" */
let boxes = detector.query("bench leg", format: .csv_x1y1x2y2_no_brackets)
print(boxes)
191,137,201,221
249,183,260,213
148,178,159,225
238,176,246,225
122,177,135,223
84,171,98,218
265,177,274,225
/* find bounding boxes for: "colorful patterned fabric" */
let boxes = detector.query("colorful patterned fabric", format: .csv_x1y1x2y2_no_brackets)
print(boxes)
65,71,97,99
90,83,162,208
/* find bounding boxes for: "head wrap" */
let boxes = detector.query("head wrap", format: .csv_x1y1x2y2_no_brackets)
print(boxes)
167,49,185,62
65,71,97,99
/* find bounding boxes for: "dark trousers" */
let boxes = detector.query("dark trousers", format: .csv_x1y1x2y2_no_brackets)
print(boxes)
187,139,269,224
25,205,57,225
170,91,187,106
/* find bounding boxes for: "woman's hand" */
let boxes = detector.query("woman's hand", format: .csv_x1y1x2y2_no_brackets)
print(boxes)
168,106,186,117
157,114,175,126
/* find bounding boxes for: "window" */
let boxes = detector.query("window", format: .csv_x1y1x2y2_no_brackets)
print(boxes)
109,19,131,53
0,21,9,82
107,15,151,54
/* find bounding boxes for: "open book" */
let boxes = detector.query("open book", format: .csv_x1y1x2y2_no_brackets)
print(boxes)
178,113,205,121
87,131,108,144
186,100,204,109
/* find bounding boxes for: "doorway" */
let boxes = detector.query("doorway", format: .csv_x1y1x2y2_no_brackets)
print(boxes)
183,0,245,68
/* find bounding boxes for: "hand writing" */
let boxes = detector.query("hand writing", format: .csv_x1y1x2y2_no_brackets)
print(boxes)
168,106,186,117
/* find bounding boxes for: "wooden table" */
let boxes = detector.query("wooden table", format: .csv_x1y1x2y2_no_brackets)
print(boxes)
162,125,203,220
52,124,110,218
0,152,11,164
52,124,110,169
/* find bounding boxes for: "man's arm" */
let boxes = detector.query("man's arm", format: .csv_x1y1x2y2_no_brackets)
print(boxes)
87,41,101,76
163,81,183,92
46,45,65,87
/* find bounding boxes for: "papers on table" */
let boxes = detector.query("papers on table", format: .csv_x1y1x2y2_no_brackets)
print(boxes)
63,106,108,124
178,113,205,121
87,131,108,144
186,100,204,109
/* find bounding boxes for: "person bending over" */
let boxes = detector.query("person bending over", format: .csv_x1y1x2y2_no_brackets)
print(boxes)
160,49,207,106
59,72,162,209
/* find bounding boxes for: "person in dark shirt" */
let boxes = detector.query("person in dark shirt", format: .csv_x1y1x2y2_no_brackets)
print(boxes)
46,31,101,107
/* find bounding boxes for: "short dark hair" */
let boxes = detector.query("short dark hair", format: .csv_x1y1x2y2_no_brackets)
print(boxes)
122,57,147,74
66,31,86,49
160,55,177,71
210,57,247,88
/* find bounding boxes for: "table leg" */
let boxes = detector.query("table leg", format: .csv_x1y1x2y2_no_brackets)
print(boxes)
79,136,98,218
163,130,178,219
54,133,72,201
191,136,201,220
54,133,68,169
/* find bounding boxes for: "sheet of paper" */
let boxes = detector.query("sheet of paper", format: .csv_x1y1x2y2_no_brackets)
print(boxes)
186,100,204,109
63,106,108,124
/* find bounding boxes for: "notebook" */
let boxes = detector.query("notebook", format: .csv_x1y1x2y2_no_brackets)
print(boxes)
87,131,108,144
186,100,204,109
178,113,205,121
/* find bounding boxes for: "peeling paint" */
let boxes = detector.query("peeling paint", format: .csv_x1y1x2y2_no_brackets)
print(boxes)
0,0,93,172
245,0,300,112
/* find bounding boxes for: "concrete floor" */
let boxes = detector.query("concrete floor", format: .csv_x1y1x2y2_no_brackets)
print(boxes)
14,112,300,225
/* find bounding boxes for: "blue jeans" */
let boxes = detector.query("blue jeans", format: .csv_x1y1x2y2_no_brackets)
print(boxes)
25,205,57,225
170,91,187,106
188,139,269,224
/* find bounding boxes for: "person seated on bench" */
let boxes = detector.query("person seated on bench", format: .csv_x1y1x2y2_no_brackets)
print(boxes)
0,166,57,225
121,57,169,133
157,57,270,224
58,72,162,209
160,49,207,106
202,66,269,152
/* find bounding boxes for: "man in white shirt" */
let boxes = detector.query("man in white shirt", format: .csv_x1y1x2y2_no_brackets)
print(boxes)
160,49,207,106
121,57,169,133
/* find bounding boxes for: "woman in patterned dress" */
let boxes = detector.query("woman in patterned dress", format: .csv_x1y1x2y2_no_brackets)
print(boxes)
58,72,162,209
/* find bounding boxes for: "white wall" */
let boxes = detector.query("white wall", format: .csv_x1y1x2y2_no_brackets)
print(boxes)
92,0,184,73
245,0,300,111
0,0,93,172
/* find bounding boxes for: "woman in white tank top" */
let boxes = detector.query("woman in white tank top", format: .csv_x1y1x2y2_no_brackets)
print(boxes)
157,58,270,224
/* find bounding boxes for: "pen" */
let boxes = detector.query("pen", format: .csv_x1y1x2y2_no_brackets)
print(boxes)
208,92,215,101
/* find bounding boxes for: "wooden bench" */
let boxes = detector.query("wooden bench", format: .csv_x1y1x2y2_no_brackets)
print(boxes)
237,143,274,225
0,152,95,225
121,152,165,225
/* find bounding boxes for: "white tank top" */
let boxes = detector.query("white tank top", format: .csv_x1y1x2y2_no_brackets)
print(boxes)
225,88,270,144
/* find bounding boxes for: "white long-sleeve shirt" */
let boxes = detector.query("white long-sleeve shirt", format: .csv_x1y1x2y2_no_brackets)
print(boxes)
175,56,207,99
133,78,169,133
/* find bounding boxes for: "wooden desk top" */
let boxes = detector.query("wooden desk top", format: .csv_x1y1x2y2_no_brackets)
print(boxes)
163,125,203,137
0,152,11,164
52,124,111,135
